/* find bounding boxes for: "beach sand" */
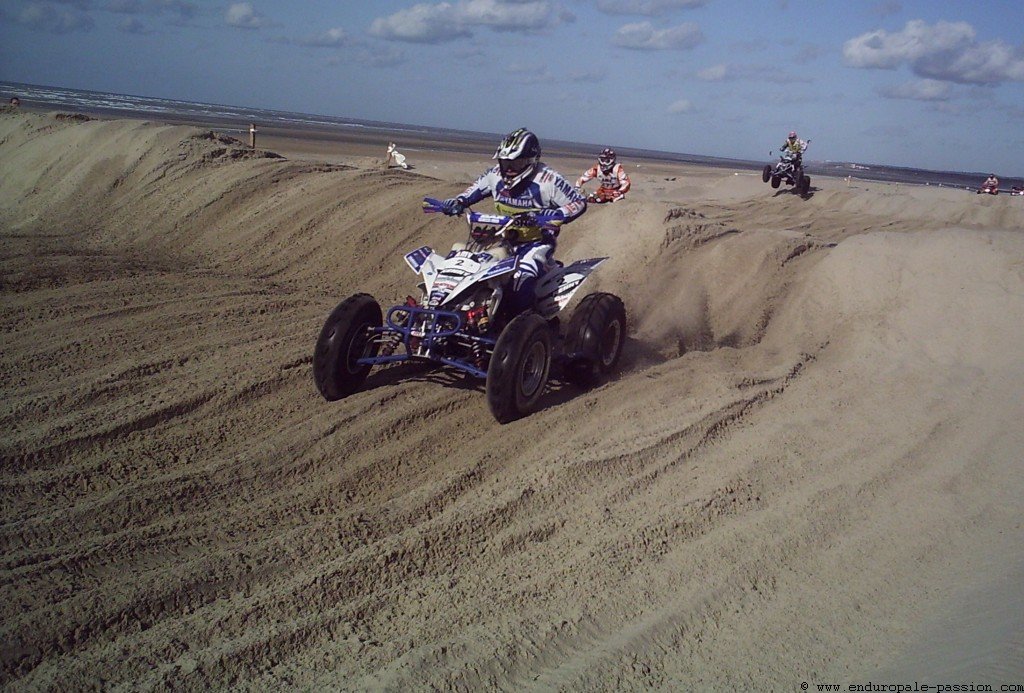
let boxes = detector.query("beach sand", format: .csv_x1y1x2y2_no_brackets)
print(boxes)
2,110,1023,689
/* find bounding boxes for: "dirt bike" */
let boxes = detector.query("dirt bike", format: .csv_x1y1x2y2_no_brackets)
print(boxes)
762,142,811,195
313,198,627,423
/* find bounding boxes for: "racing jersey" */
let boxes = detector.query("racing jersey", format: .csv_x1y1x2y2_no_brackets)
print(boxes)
782,138,807,154
576,162,631,193
458,163,587,241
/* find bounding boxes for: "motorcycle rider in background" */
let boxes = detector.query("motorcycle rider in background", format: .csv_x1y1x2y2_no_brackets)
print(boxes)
440,128,587,315
982,173,999,191
576,148,631,202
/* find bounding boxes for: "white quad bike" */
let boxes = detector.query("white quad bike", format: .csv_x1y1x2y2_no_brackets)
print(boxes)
313,197,627,423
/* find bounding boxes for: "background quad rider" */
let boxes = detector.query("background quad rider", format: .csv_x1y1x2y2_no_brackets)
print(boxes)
576,147,631,203
440,127,587,315
781,131,808,167
981,174,999,192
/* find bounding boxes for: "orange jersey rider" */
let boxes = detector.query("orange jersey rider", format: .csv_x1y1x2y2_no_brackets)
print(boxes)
576,148,631,201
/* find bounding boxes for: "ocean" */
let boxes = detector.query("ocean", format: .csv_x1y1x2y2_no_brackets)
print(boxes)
1,80,996,190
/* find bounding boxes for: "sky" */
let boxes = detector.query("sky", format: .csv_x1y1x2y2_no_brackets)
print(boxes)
1,0,1022,175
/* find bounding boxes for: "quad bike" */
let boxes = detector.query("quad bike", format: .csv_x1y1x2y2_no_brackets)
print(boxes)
583,187,625,204
313,198,627,423
976,183,999,195
762,143,811,195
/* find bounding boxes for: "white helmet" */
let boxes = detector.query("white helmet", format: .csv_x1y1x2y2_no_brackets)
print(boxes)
493,127,541,189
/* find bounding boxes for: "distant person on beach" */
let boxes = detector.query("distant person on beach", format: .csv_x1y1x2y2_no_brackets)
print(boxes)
576,147,631,203
983,173,999,190
386,142,409,169
438,127,587,314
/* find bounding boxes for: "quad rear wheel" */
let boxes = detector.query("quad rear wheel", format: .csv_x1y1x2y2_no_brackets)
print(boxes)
564,292,627,387
486,312,552,423
313,293,382,400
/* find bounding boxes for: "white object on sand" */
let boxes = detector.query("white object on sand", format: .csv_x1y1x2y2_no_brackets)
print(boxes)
386,142,409,169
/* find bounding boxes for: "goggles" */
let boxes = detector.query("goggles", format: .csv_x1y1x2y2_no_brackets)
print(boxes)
499,158,532,178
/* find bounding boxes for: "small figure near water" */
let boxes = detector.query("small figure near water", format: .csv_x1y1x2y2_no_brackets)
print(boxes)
386,142,409,170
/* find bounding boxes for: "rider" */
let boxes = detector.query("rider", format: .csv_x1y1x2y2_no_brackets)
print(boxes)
440,128,587,314
576,147,631,202
781,131,808,166
983,173,999,190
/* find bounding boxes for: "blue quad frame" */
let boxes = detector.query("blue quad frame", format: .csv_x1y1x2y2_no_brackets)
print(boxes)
356,304,497,379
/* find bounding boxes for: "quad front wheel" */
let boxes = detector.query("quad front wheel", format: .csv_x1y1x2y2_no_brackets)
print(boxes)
761,164,772,183
313,293,382,401
486,312,552,423
564,292,627,387
770,175,781,189
800,175,811,195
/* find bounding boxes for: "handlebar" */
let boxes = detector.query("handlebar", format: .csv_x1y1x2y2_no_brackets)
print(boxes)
422,197,563,233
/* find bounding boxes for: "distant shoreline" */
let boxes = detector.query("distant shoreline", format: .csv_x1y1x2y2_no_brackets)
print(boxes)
1,79,1009,189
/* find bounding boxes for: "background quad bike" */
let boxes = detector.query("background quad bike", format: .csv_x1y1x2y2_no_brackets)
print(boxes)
762,160,811,195
313,291,627,424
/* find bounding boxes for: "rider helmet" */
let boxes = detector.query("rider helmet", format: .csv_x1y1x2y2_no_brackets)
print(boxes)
598,147,616,174
493,127,541,189
788,131,797,139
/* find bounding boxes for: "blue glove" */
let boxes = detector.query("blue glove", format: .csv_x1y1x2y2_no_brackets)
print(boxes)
441,197,465,216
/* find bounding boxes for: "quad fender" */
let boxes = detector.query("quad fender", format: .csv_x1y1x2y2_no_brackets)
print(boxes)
534,257,608,319
404,246,446,283
407,245,515,305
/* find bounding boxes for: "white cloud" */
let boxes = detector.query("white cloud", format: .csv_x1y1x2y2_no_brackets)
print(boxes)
369,0,568,44
461,0,558,29
612,21,703,50
291,28,347,47
843,19,1024,85
843,20,974,69
596,0,707,16
226,2,273,30
369,3,468,43
878,79,951,101
667,99,692,113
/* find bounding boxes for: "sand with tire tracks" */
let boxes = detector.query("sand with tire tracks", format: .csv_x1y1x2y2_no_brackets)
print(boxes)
2,110,1023,689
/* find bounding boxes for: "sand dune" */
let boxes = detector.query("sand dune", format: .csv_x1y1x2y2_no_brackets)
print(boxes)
2,111,1023,689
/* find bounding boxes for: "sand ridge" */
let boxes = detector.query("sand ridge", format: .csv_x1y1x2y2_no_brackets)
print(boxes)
2,111,1023,689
